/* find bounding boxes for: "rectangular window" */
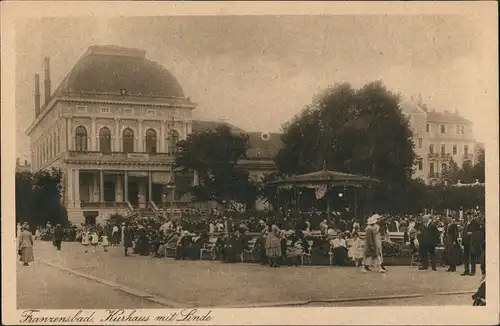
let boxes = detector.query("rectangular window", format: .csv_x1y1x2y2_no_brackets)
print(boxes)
429,163,435,174
456,125,460,134
100,107,110,113
453,145,457,155
418,138,423,149
440,144,446,154
147,109,156,116
124,108,134,115
429,144,434,154
440,124,446,133
464,145,469,156
418,159,423,171
441,163,447,172
76,106,86,113
426,124,430,133
461,125,465,134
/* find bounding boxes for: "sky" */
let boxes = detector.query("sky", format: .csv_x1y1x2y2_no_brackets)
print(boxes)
15,15,494,162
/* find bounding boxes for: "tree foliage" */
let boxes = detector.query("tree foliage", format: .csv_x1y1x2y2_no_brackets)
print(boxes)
276,81,415,182
274,81,416,213
16,168,68,228
441,148,485,184
175,124,258,206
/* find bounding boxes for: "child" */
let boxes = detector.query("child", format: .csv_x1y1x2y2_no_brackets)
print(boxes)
348,232,364,267
90,230,99,252
101,234,109,252
81,229,90,253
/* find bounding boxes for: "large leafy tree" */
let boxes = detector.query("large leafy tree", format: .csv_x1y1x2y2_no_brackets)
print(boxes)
276,81,415,182
16,168,68,228
274,81,416,213
441,148,485,184
175,125,257,207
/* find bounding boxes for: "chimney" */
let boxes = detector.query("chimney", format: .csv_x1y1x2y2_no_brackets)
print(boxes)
43,57,51,106
34,74,41,116
24,160,28,166
16,158,20,166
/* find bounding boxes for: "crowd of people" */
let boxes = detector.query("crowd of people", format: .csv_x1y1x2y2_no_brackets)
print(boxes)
20,208,485,278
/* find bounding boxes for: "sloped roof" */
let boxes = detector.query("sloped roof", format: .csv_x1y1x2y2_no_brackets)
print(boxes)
426,111,472,124
399,99,427,116
246,132,282,159
191,120,283,160
268,169,379,187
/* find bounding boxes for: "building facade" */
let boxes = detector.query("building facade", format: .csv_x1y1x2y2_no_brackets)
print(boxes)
27,46,196,224
26,45,279,224
400,97,478,184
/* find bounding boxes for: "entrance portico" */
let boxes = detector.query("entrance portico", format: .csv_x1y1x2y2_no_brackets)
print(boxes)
71,169,174,209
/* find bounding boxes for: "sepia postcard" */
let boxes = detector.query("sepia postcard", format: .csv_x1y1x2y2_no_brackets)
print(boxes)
1,1,499,325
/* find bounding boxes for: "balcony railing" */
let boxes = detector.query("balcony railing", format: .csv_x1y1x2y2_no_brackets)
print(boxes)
428,172,441,179
67,151,175,163
80,201,129,209
428,153,439,159
440,153,451,160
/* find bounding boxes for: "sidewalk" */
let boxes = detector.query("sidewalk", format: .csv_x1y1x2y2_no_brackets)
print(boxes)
35,241,481,307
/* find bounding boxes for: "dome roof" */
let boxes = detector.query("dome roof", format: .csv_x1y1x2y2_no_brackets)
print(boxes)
58,45,185,98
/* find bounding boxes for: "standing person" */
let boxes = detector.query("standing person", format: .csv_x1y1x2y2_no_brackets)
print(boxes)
18,224,34,266
90,230,99,252
123,223,133,256
81,228,90,253
461,214,481,276
17,223,22,237
443,217,459,272
101,233,109,252
53,224,64,251
265,220,282,268
418,215,441,271
362,214,385,273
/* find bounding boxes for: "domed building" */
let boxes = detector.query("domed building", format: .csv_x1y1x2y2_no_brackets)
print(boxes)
27,45,281,224
27,45,197,224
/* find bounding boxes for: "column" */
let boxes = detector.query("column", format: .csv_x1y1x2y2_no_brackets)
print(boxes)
138,119,143,152
124,171,129,202
74,169,81,208
99,170,104,202
92,173,99,202
148,171,153,204
67,168,74,207
116,175,123,202
66,117,72,151
114,118,120,152
91,117,96,151
160,121,165,153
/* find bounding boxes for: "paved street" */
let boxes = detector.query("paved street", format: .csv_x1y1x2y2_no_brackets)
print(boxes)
18,241,481,309
17,260,163,309
305,294,472,307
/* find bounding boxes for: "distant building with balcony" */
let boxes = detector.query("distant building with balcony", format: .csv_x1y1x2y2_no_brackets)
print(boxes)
400,96,479,185
26,45,280,224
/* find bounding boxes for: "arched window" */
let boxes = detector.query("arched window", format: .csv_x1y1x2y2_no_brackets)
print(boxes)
99,127,111,153
169,130,179,154
122,128,134,153
145,129,157,154
75,126,88,152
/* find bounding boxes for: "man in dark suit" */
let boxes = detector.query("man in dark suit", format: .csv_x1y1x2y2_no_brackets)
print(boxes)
443,217,459,272
418,215,441,271
461,214,482,276
53,224,65,251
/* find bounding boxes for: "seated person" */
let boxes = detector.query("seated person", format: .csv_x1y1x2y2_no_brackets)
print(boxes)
286,240,304,266
330,233,348,266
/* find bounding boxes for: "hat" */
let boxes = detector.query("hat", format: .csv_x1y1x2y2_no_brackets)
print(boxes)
367,214,381,225
327,228,336,236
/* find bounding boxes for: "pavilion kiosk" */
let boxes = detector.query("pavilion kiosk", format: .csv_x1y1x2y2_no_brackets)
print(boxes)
267,169,379,223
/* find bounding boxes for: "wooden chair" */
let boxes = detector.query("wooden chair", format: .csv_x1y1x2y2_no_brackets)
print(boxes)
240,238,258,263
301,240,314,266
200,237,218,260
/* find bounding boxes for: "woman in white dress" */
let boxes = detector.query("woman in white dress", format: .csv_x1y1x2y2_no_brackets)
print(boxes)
348,232,364,266
90,231,99,252
81,229,90,253
101,234,109,252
